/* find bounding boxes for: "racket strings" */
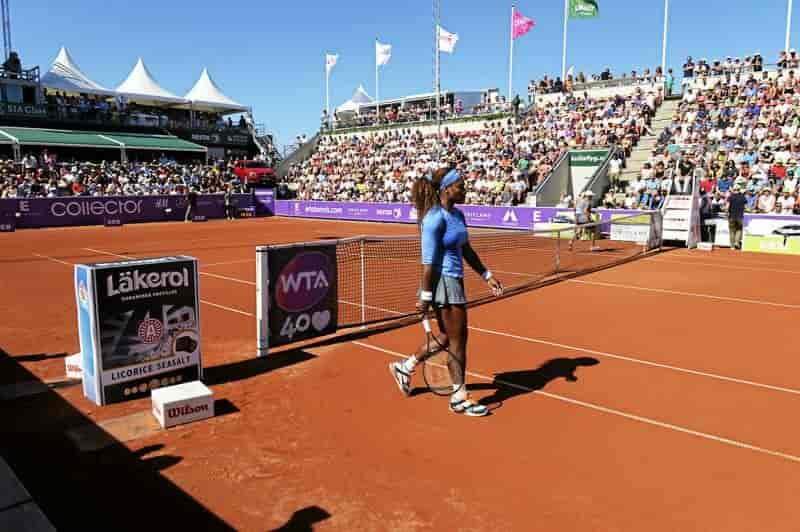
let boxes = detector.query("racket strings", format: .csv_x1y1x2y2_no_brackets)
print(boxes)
422,333,465,396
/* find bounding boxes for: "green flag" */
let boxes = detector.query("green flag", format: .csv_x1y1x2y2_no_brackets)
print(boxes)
569,0,599,18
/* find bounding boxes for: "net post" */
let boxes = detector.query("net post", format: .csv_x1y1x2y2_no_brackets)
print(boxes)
359,238,366,328
256,246,270,357
554,229,561,273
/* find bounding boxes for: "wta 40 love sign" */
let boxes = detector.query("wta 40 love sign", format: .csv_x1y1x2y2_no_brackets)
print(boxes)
265,244,338,348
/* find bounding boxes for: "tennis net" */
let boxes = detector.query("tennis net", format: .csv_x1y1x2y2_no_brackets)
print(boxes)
256,210,662,353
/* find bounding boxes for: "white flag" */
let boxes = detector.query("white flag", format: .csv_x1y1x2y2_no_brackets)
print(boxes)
376,41,392,66
566,65,575,78
326,53,338,75
437,25,459,54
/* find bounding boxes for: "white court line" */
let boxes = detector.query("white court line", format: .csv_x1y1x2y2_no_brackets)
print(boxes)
32,252,73,267
668,251,800,269
82,248,800,396
44,249,254,316
568,279,800,309
645,257,800,275
202,259,255,268
83,247,136,260
200,300,253,316
198,271,255,285
338,299,800,397
466,325,800,396
354,340,800,465
84,247,257,286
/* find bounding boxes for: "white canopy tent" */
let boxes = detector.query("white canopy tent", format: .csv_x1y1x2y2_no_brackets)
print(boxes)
336,85,373,114
116,58,187,106
182,68,249,114
40,46,116,97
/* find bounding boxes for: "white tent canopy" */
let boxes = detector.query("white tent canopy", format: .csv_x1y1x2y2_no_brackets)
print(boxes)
116,58,187,105
182,68,248,114
41,46,116,97
336,85,373,114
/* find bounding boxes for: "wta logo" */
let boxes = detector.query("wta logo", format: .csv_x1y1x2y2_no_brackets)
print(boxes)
275,251,333,312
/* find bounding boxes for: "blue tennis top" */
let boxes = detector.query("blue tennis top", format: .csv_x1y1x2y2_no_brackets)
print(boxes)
420,206,468,278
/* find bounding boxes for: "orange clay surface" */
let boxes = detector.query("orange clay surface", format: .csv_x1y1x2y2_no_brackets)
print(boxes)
1,216,800,531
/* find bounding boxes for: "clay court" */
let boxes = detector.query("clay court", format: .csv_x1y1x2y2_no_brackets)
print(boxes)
2,216,800,531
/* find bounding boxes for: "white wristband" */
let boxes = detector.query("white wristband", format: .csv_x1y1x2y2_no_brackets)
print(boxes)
482,270,493,281
420,290,433,302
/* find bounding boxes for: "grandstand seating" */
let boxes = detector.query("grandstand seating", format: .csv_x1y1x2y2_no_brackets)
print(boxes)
620,63,800,215
284,84,662,207
0,157,244,199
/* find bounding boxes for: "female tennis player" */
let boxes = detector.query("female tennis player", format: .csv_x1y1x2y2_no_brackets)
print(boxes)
389,166,504,417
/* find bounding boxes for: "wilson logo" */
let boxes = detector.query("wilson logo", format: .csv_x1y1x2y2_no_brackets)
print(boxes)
167,403,209,418
275,251,333,312
107,268,189,296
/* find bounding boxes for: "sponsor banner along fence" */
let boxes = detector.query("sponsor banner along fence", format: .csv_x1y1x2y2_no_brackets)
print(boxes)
742,213,800,255
274,200,648,232
0,192,267,229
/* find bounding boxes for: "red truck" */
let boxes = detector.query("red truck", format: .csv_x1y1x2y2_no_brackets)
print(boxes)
233,160,276,188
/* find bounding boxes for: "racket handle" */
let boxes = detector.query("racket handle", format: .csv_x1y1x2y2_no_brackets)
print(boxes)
422,317,432,333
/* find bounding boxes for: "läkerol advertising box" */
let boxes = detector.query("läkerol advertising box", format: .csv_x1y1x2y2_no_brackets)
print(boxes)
74,256,203,406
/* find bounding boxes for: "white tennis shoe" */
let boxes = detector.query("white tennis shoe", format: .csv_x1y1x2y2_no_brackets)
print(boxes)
389,362,412,396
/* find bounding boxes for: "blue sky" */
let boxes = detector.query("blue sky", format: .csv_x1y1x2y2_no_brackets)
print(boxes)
11,1,799,150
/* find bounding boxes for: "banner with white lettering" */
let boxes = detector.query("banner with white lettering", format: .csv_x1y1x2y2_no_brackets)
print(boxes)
267,244,338,347
75,256,203,405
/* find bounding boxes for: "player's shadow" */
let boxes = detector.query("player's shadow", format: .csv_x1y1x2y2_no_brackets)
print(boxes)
269,505,331,531
470,357,599,409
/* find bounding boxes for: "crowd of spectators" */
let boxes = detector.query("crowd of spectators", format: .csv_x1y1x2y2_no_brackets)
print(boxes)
42,89,250,131
323,97,512,131
288,85,661,206
530,66,667,98
0,151,246,198
615,64,800,216
681,54,765,80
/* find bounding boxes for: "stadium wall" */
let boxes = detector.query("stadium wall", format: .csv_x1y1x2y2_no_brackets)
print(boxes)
0,192,268,229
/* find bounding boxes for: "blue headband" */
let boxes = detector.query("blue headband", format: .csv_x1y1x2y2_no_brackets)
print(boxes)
439,169,461,191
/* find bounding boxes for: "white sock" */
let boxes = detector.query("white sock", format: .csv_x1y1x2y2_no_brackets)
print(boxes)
402,355,418,372
451,386,467,402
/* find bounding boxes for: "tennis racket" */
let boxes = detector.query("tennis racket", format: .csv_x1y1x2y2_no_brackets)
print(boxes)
421,316,464,396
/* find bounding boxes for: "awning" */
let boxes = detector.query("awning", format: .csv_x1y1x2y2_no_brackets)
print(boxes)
0,127,120,148
103,134,206,152
0,127,206,153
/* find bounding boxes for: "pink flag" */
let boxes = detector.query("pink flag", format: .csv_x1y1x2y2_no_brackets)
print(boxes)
512,10,535,40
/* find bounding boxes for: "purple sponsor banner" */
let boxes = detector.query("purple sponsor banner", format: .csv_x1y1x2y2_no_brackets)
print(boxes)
254,188,275,216
275,200,538,230
0,199,14,231
4,193,257,229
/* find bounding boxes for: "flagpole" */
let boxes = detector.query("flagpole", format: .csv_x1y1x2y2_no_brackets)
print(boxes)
661,0,669,76
325,53,330,130
435,0,441,133
787,0,794,53
375,38,380,121
508,5,515,102
562,0,569,82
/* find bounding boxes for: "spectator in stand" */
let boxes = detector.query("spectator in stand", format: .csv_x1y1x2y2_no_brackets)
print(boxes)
3,51,21,76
